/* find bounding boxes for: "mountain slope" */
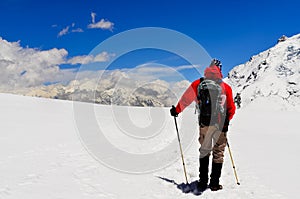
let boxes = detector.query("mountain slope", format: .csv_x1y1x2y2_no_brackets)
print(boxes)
226,34,300,110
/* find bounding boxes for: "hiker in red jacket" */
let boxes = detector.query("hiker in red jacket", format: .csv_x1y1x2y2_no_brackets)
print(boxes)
170,59,236,191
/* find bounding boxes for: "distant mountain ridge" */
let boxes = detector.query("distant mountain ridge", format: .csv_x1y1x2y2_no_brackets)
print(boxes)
5,34,300,109
15,71,190,107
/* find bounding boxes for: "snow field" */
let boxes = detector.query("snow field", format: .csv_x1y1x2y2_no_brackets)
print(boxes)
1,93,298,198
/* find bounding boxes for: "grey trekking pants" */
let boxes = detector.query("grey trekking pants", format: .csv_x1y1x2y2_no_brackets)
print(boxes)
199,125,227,163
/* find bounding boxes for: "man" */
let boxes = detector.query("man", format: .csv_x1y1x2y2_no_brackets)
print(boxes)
170,59,236,191
234,93,241,109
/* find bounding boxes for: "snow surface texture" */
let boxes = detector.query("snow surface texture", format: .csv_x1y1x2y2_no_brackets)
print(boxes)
226,34,300,111
0,93,299,198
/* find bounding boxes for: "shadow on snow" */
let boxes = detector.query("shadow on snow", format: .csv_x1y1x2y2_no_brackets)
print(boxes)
156,176,203,196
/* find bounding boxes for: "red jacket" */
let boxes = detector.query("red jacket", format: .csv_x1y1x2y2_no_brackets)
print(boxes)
175,65,236,121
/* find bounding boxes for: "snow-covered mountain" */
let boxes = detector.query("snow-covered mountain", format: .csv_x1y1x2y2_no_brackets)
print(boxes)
16,33,300,110
226,34,300,110
14,71,189,107
2,33,300,110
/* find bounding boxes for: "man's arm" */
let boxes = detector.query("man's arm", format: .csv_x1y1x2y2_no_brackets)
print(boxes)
225,83,236,120
175,79,200,114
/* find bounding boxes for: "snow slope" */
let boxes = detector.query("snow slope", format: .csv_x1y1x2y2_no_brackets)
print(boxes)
0,93,299,198
226,34,300,110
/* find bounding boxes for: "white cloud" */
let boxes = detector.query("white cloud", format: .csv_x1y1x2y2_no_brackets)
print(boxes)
57,23,84,37
88,12,114,31
0,38,69,90
174,64,201,71
71,28,84,33
67,52,114,65
58,12,114,37
58,26,70,37
120,63,198,82
91,12,96,24
88,19,114,31
68,55,93,65
0,38,115,91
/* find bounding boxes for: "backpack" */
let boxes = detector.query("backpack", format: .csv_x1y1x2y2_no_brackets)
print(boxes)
197,77,225,125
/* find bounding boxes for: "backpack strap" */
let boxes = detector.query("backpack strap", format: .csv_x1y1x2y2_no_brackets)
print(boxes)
197,77,205,100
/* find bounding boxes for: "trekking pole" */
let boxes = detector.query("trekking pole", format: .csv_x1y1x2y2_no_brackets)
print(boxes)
172,110,189,184
227,141,240,185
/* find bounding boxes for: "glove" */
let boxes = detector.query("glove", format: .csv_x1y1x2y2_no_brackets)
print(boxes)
170,106,178,117
210,58,222,70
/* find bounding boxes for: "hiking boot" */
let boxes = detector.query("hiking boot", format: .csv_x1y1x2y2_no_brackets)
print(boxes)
209,184,223,191
209,162,223,191
197,181,208,191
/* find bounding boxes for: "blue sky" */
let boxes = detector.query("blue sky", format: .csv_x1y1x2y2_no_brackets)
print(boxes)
1,0,300,83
